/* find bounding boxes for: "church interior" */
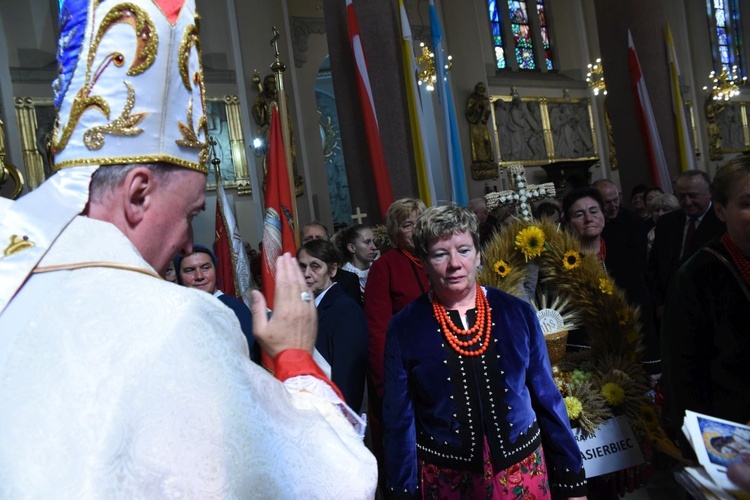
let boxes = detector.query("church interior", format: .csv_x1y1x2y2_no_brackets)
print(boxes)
2,1,750,496
0,0,747,251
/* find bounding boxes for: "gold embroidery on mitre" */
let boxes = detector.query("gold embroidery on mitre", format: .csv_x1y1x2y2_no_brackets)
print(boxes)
52,3,157,154
89,3,158,79
83,81,146,150
176,98,209,164
177,14,209,165
178,22,202,91
3,235,35,257
53,153,209,173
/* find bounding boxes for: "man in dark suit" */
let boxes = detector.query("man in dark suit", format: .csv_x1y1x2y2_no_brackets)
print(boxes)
649,170,726,312
175,246,254,352
595,179,660,373
301,221,361,304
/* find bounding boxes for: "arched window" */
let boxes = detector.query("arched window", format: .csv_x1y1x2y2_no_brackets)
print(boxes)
706,0,745,75
487,0,553,71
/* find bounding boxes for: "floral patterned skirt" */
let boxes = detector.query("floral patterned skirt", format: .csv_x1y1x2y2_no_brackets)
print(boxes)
419,440,550,500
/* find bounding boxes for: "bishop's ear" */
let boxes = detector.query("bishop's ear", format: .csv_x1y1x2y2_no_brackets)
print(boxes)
122,167,156,225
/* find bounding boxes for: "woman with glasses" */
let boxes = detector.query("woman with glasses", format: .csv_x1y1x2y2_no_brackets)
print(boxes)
364,198,429,483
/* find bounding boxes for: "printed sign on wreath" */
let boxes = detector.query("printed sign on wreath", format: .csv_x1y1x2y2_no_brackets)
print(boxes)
573,415,645,477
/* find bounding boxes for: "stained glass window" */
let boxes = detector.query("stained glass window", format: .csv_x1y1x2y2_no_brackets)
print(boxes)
537,0,553,70
509,1,535,69
488,0,507,69
707,0,744,76
486,0,553,71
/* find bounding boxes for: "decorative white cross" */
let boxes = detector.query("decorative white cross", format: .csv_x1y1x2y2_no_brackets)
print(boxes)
351,206,368,224
484,164,556,221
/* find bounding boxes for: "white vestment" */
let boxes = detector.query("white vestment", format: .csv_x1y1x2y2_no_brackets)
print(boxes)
0,214,377,499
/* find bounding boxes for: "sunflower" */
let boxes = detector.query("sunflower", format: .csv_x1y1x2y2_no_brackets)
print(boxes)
562,250,581,270
514,226,546,262
601,382,625,406
564,396,583,420
598,278,614,295
493,260,512,278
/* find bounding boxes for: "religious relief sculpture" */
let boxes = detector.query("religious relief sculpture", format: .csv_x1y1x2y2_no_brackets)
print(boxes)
705,97,725,161
495,96,546,162
252,72,304,196
547,102,594,159
465,82,497,180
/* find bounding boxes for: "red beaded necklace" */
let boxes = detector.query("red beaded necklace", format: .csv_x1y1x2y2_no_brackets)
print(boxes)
598,236,607,263
401,249,423,268
721,233,750,284
431,283,492,357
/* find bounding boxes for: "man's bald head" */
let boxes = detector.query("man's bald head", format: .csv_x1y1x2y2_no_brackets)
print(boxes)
301,221,329,244
468,198,489,224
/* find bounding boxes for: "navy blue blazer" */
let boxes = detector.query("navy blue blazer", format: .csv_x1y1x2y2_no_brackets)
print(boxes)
383,288,585,497
316,283,368,411
216,293,254,353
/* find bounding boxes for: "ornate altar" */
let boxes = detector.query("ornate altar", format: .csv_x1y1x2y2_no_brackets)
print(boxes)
490,94,599,167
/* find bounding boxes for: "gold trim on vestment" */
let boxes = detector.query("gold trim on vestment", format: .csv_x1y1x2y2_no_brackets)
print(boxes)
33,261,162,279
51,154,209,173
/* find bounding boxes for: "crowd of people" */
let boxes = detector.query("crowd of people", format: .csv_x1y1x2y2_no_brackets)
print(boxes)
1,0,748,495
75,160,748,498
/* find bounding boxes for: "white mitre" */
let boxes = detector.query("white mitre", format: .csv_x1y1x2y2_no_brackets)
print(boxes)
0,0,209,314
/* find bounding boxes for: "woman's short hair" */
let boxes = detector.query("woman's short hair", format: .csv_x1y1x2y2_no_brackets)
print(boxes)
385,198,427,246
412,204,479,259
644,187,664,204
649,193,680,214
534,199,561,219
298,239,340,269
630,183,648,200
562,187,604,221
712,156,750,206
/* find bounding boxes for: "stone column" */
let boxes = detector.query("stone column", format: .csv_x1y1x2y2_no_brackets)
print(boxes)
322,0,416,224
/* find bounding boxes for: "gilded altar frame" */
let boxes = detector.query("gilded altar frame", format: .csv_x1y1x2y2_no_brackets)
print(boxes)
14,95,251,195
14,96,55,191
489,95,599,167
715,100,750,154
205,95,251,194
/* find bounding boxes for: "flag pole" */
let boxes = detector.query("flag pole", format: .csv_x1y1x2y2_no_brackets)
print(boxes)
270,26,300,248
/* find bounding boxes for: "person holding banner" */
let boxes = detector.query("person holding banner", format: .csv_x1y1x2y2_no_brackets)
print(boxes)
383,204,586,499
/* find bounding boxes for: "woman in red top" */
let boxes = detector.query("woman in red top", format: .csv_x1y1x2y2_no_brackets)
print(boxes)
364,198,429,477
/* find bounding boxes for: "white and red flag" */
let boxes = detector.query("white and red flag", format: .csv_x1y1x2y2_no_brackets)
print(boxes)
213,176,253,307
628,30,673,192
261,106,297,310
346,0,394,217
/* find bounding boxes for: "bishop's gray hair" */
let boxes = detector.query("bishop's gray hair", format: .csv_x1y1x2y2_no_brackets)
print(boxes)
88,162,183,202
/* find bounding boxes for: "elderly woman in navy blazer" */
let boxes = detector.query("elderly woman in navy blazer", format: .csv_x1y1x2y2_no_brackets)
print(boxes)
383,204,586,499
298,239,368,412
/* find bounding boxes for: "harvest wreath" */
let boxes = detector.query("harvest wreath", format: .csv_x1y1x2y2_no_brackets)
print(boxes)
476,218,665,444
